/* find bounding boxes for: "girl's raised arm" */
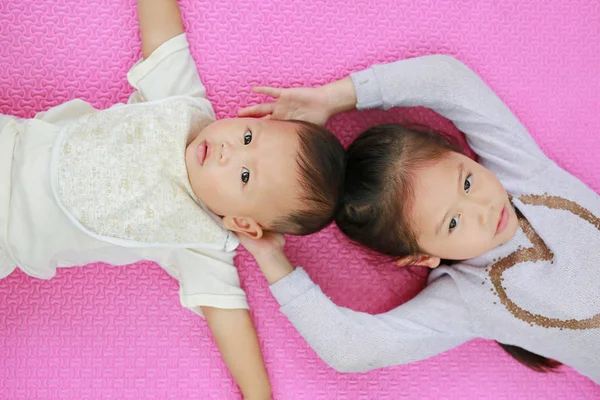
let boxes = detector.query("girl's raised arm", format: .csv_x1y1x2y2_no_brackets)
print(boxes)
241,55,551,189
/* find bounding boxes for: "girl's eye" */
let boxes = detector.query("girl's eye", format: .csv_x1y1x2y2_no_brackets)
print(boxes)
241,167,250,184
464,174,472,192
244,131,252,145
449,215,459,232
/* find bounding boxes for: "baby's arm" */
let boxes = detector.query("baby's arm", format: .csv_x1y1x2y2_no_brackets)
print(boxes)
129,0,208,102
137,0,184,59
200,307,271,400
167,247,272,399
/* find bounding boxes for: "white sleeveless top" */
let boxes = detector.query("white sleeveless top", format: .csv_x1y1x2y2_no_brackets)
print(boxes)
50,96,238,251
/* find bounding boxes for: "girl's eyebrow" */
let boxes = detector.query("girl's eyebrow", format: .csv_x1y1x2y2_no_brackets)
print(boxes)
457,162,465,190
435,162,465,236
436,211,449,236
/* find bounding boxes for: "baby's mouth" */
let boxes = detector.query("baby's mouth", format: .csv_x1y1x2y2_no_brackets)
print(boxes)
197,141,211,166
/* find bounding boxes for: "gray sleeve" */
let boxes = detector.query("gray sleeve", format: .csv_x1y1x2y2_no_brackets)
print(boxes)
350,55,550,186
270,268,474,373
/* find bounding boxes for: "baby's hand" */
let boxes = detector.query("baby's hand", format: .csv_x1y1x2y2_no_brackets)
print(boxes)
238,86,332,126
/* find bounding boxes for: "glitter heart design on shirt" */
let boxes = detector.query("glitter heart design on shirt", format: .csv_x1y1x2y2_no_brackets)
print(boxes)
488,194,600,330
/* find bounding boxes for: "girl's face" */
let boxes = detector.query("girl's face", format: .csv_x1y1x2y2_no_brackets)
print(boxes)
408,152,519,261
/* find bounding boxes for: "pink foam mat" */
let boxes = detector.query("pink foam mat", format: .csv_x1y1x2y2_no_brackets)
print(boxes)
1,0,599,398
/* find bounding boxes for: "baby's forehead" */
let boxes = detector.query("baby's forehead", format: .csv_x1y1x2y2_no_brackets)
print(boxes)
254,122,302,184
259,119,303,138
253,165,303,223
254,120,303,165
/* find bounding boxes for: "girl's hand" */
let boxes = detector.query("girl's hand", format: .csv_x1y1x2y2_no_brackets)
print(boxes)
237,232,295,285
238,86,333,126
238,231,286,260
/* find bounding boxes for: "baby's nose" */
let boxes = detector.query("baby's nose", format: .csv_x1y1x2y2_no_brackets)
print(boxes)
218,142,230,165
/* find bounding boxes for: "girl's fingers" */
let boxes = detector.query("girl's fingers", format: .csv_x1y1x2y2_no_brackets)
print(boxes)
238,102,276,117
252,86,282,98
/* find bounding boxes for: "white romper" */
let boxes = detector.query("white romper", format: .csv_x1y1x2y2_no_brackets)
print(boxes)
0,34,248,314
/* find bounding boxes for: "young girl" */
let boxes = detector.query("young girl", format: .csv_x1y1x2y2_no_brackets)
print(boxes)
237,55,600,383
0,0,346,398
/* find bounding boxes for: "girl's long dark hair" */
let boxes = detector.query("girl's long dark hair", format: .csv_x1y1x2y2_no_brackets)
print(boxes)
497,343,561,372
336,123,561,373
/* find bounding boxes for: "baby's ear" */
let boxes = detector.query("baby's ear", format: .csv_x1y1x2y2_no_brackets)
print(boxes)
395,254,440,269
222,216,264,239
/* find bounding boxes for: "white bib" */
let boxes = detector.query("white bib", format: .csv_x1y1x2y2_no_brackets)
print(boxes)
50,97,238,251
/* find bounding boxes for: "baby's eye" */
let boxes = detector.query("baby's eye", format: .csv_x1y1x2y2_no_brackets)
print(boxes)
464,174,472,192
449,215,459,232
244,130,252,145
241,167,250,184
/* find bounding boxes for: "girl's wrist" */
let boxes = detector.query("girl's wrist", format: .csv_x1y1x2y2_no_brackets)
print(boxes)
255,249,295,285
323,77,357,117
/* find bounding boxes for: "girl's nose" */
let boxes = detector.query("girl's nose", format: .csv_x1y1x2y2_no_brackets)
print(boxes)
478,206,487,226
468,197,491,226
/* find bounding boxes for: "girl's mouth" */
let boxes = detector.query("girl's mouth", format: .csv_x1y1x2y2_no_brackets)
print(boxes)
496,204,509,235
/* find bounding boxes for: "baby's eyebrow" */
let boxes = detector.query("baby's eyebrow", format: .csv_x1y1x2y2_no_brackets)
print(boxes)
246,125,260,189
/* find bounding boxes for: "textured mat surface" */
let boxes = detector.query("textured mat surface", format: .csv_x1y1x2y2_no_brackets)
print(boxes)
1,0,599,399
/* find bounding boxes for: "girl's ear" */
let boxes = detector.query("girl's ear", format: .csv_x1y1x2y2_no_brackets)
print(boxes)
395,254,441,269
222,216,264,239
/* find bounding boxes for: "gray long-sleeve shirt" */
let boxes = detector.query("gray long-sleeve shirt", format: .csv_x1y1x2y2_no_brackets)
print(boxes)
269,55,600,383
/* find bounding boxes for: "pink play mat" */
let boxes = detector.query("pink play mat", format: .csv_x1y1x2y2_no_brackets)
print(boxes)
1,0,599,398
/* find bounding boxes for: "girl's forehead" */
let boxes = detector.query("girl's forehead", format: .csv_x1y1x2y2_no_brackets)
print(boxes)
409,154,469,228
414,154,462,195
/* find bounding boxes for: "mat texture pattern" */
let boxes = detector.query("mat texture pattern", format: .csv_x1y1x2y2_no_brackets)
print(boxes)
1,0,599,399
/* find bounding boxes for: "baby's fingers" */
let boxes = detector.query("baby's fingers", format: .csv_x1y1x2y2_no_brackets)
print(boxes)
238,102,276,117
252,86,283,98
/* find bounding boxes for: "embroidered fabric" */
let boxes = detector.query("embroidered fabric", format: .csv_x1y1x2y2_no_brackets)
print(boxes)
52,97,234,249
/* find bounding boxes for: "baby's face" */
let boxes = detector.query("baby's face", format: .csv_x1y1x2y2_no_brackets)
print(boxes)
185,117,302,237
408,152,519,261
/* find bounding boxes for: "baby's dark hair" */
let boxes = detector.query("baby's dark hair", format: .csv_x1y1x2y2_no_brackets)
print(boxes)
335,122,561,373
270,120,345,236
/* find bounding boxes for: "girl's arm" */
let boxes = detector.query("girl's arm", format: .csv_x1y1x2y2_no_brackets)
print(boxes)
137,0,184,59
240,56,550,187
348,55,549,182
200,307,271,400
238,78,356,127
240,234,474,373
